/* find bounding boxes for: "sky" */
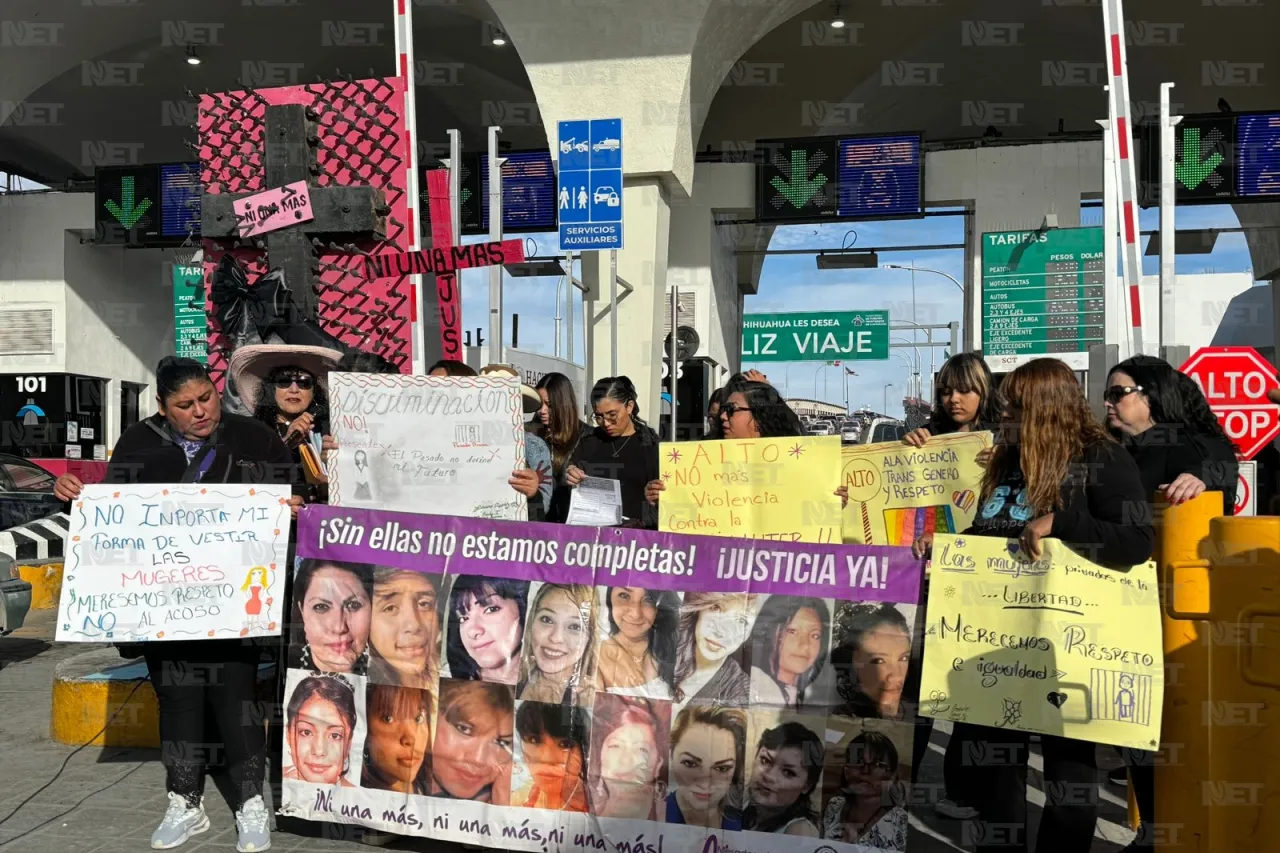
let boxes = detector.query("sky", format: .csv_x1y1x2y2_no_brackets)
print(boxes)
455,201,1258,415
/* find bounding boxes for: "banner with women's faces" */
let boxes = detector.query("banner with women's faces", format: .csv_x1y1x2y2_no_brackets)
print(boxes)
282,505,925,853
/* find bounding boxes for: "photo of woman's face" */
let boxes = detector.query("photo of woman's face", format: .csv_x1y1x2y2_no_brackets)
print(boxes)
531,589,588,676
671,722,737,817
432,692,514,801
301,566,371,673
610,587,657,642
749,744,810,808
458,589,523,674
695,598,753,665
365,694,430,789
600,721,657,786
371,574,439,680
523,732,583,792
288,696,351,785
843,744,894,799
777,607,823,680
854,624,911,716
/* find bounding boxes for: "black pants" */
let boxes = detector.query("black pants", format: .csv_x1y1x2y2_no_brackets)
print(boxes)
912,714,975,803
961,724,1099,853
143,640,266,810
1120,747,1155,847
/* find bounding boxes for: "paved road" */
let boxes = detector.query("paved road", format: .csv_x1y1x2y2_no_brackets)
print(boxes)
0,611,1134,853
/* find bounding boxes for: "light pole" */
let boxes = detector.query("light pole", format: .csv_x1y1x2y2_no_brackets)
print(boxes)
883,383,894,415
813,363,824,401
882,262,963,292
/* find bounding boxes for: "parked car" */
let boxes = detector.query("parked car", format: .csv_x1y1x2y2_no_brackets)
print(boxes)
859,418,908,444
0,454,62,532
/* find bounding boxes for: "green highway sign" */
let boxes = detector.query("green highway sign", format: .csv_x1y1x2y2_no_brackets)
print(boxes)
173,265,208,364
981,227,1104,369
742,311,889,363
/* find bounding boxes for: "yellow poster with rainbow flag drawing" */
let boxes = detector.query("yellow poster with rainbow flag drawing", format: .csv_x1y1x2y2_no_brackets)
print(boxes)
659,435,843,543
841,431,992,546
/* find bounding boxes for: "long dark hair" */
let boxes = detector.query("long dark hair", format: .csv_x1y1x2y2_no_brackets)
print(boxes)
361,683,434,795
536,372,584,472
748,596,830,710
743,722,823,833
831,602,911,710
291,559,374,674
516,701,591,808
704,387,727,439
927,352,1000,434
605,586,681,694
252,364,330,435
1108,355,1233,445
722,378,804,438
445,576,530,681
590,376,657,441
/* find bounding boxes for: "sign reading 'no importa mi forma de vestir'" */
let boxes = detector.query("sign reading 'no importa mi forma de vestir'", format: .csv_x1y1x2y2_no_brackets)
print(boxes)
741,310,890,362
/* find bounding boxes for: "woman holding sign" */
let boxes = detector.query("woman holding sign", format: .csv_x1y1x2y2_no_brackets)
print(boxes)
902,352,1001,449
912,358,1154,853
565,377,660,527
52,356,298,853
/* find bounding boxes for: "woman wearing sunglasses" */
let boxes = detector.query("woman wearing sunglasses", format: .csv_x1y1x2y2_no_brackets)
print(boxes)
230,344,342,505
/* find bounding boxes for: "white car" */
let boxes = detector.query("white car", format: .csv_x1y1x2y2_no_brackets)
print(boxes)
593,187,620,206
593,137,620,152
574,140,590,153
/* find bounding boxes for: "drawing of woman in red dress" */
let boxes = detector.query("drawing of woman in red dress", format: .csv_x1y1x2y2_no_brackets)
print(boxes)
242,566,273,632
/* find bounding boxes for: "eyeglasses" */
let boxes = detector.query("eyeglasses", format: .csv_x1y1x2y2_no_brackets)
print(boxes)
1104,384,1142,405
720,402,753,418
593,409,625,425
273,375,315,390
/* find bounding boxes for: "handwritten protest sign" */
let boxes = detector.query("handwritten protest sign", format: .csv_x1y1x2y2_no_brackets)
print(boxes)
658,435,842,543
329,373,526,519
841,432,991,546
55,484,290,643
281,504,924,853
919,533,1163,750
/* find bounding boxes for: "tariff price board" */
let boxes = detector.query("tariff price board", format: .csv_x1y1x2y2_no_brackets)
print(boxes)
981,228,1105,370
557,118,623,251
741,310,889,363
173,264,208,363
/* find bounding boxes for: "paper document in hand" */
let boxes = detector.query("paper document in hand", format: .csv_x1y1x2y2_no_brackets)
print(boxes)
566,477,623,526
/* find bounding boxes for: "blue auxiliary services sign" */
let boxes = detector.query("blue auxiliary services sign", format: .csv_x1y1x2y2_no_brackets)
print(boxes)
557,117,624,251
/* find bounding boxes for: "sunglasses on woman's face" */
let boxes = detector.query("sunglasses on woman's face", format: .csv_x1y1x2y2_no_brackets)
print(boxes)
1104,384,1142,405
720,402,752,418
273,375,315,390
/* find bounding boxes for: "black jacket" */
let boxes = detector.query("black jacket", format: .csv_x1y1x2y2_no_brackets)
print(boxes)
105,412,299,492
1124,425,1238,516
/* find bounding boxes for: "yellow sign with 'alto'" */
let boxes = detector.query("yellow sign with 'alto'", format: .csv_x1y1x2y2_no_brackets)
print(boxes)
919,533,1164,750
841,431,992,546
658,435,842,544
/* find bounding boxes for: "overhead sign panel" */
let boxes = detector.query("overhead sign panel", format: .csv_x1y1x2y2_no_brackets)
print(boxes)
557,118,623,251
478,150,557,234
981,227,1105,371
1132,112,1280,206
95,163,202,246
741,310,889,362
757,133,924,224
1236,113,1280,198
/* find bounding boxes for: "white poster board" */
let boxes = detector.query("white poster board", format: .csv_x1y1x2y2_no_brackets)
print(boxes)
56,484,291,642
329,373,526,519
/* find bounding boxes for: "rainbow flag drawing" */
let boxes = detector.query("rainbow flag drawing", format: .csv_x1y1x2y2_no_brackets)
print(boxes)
882,504,956,547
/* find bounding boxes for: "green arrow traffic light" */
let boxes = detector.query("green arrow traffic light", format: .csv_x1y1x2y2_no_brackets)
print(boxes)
104,175,152,228
1175,126,1224,191
770,149,828,208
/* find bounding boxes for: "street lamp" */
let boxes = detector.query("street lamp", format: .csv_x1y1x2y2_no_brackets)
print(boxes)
883,383,894,415
881,263,964,292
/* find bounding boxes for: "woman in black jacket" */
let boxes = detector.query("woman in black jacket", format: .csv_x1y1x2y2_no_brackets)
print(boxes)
913,358,1154,853
53,357,299,852
903,351,1002,447
564,377,660,527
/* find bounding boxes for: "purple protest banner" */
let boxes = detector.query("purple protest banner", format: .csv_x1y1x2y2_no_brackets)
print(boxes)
298,504,922,604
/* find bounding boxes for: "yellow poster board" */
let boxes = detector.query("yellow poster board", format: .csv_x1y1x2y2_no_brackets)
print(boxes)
841,431,992,546
920,533,1163,750
658,435,842,543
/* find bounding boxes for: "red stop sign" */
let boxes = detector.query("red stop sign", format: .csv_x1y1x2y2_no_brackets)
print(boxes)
1178,347,1280,460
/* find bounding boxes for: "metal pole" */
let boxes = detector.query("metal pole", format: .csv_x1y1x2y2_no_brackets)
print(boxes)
884,383,893,415
447,129,461,246
610,250,618,376
392,0,424,373
1159,83,1181,351
554,274,563,359
1098,114,1125,361
487,125,504,364
669,286,678,442
565,253,574,363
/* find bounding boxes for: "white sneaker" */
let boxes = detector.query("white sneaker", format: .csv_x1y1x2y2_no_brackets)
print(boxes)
151,792,210,849
234,795,271,852
935,798,980,820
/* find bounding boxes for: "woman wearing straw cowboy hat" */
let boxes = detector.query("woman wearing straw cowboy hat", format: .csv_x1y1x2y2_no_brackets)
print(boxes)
230,344,343,505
